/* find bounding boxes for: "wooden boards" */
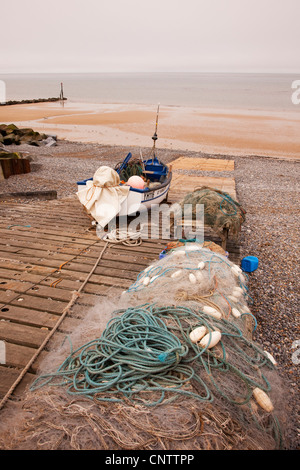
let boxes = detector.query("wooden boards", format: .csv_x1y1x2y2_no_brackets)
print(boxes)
170,157,235,172
0,197,168,402
168,173,237,203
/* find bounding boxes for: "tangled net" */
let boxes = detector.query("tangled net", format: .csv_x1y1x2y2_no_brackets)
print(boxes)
177,186,246,239
122,242,253,324
0,245,288,450
114,158,144,182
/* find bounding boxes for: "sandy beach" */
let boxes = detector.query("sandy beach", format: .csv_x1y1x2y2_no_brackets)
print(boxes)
1,101,300,160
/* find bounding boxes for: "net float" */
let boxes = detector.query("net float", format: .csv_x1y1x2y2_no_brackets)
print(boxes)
228,295,239,303
232,288,243,297
189,273,197,284
198,261,205,270
189,326,207,343
264,350,277,366
231,307,241,318
242,305,251,313
252,387,274,412
171,269,182,279
144,265,154,273
234,286,244,294
199,331,222,349
231,265,242,277
143,276,150,286
195,271,204,282
203,305,222,319
173,250,185,257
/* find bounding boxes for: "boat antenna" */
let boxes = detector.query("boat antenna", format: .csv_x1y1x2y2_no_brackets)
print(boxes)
151,103,160,161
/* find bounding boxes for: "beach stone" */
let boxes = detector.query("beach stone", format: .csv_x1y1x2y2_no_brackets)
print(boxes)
3,135,15,145
46,134,57,141
45,137,57,147
6,124,19,132
28,141,40,147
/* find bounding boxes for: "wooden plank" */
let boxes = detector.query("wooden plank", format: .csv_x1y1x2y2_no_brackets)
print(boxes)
0,304,58,329
168,173,237,202
0,365,35,398
8,294,68,315
0,321,49,348
169,157,235,172
4,342,38,369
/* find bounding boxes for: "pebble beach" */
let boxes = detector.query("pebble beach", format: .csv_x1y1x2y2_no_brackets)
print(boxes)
0,131,299,448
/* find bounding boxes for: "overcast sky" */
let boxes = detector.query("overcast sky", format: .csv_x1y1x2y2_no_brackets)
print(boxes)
1,0,299,73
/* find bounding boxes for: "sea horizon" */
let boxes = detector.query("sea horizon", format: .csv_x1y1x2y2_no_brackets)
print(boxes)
1,71,298,113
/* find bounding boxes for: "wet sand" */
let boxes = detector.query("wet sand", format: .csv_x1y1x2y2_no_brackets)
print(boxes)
1,101,300,160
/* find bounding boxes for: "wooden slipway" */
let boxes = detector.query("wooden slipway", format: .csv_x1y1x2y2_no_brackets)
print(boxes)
0,160,241,405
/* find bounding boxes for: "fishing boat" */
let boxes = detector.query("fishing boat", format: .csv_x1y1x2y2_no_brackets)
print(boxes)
76,105,172,219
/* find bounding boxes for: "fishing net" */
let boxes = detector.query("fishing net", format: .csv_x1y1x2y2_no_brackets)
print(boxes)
122,242,253,326
177,186,246,239
0,245,288,450
114,158,144,183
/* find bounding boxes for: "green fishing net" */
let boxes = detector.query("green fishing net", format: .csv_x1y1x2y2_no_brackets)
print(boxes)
115,158,144,182
178,186,246,239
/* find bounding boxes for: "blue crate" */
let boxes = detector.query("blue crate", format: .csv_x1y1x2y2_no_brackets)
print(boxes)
241,256,259,272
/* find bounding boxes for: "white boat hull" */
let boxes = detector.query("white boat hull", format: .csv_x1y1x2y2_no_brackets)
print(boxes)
118,181,171,216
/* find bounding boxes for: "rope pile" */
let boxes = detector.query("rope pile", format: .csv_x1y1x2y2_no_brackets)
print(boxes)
28,302,283,448
102,228,142,246
30,307,190,405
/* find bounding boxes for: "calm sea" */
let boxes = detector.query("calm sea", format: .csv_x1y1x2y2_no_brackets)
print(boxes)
1,72,298,112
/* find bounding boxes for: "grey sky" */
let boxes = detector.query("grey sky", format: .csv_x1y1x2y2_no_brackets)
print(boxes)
1,0,299,73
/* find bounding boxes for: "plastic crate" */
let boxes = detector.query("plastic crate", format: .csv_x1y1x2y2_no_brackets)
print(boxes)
241,256,259,272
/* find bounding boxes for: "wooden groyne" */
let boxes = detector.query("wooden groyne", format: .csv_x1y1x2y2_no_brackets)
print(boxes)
0,97,67,107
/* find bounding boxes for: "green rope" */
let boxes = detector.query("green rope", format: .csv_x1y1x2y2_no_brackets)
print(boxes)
30,303,282,447
31,304,275,404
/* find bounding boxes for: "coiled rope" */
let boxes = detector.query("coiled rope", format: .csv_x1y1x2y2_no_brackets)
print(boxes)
29,303,282,446
30,304,275,406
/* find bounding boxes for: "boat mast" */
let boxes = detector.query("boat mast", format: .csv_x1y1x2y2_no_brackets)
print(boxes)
151,103,160,161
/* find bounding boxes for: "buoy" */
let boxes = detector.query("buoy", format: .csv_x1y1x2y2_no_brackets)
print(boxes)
228,295,239,303
195,271,204,282
203,305,222,319
232,288,242,298
144,265,153,273
173,250,185,257
231,266,241,277
241,304,251,313
189,273,197,284
150,275,159,283
189,326,207,343
231,307,241,318
127,175,145,189
234,286,244,294
171,269,182,279
264,350,277,366
200,331,222,349
143,276,150,286
252,387,274,412
198,261,205,270
233,264,242,273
